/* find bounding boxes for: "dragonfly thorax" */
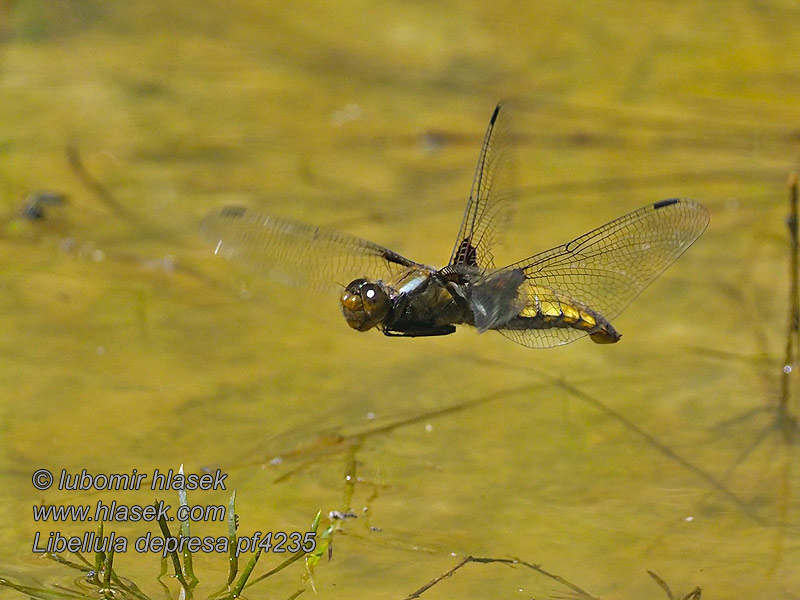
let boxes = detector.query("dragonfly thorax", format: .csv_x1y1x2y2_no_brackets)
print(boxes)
340,278,391,332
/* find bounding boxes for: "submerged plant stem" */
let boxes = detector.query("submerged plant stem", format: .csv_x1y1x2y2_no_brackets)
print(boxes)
402,555,600,600
781,173,799,421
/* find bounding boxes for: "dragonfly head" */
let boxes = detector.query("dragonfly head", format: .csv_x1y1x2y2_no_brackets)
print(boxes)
340,278,391,332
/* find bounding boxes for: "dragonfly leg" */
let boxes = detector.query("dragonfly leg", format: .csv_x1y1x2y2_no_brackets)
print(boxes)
382,325,456,338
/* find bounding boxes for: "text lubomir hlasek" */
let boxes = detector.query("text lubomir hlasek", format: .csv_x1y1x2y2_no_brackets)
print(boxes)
57,469,226,491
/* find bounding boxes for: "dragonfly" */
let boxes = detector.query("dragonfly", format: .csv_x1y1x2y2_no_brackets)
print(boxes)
203,104,709,348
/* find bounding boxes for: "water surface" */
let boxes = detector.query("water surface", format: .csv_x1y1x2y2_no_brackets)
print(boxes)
1,2,799,598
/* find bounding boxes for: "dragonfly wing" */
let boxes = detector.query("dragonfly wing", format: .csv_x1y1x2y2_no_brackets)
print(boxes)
202,206,421,291
447,103,515,271
494,198,710,348
498,322,591,349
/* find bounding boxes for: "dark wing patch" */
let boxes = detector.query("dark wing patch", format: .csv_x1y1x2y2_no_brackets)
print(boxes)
202,206,421,291
453,238,479,266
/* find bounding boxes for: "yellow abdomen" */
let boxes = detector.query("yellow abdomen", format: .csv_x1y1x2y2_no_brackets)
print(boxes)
517,288,621,344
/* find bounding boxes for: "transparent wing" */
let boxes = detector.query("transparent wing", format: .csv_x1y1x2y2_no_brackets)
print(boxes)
499,320,592,349
202,206,421,291
495,198,710,348
447,103,515,271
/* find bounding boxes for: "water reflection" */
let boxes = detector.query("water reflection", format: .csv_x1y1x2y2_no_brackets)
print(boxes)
1,2,799,599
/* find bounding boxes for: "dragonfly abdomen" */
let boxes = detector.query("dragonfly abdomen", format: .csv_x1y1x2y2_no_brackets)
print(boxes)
506,295,621,344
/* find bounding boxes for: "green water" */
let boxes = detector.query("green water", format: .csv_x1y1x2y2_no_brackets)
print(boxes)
1,1,799,598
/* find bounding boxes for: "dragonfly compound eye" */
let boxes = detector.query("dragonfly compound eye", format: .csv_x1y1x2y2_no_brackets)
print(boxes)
360,283,390,321
340,279,389,332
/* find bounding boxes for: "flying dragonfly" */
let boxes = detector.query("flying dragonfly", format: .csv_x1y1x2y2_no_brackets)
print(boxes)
203,104,709,348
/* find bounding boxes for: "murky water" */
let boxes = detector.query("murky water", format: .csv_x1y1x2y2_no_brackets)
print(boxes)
1,2,799,598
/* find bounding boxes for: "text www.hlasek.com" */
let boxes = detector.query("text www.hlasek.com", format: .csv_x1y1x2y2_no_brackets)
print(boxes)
33,500,224,523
